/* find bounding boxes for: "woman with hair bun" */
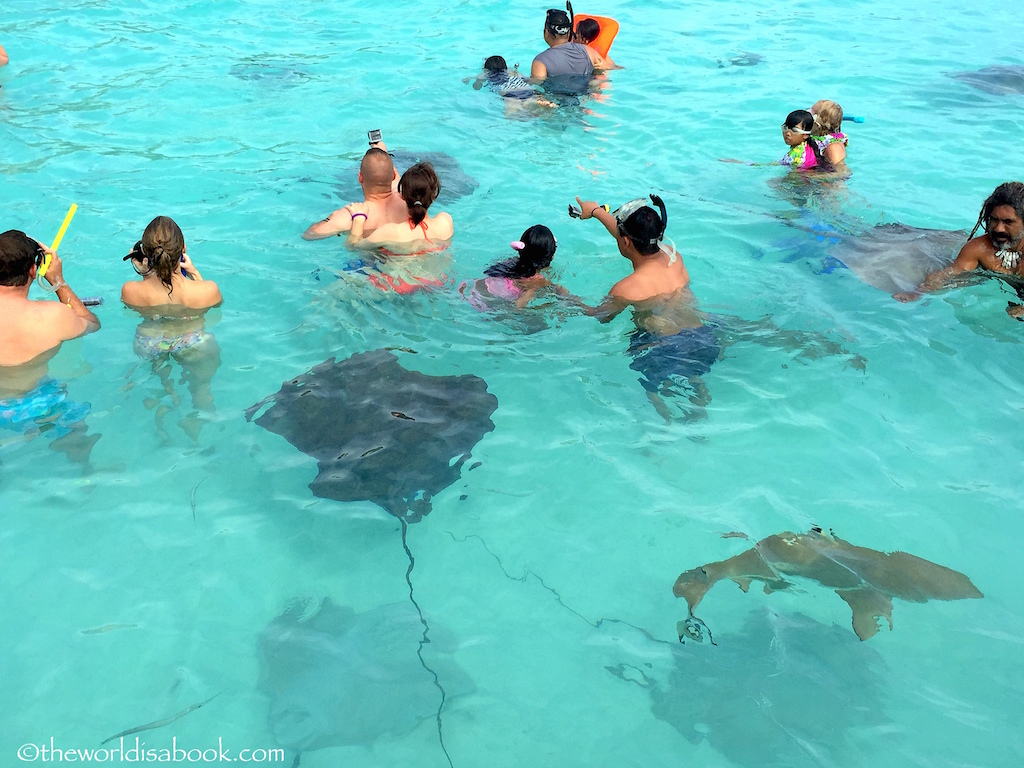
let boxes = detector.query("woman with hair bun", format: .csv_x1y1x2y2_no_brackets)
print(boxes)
121,215,222,439
121,216,221,310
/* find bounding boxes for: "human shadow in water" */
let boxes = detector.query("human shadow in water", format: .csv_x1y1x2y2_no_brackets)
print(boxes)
129,312,221,444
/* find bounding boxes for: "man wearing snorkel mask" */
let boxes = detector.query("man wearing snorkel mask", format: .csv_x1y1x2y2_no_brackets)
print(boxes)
572,195,719,420
531,4,596,87
0,230,99,370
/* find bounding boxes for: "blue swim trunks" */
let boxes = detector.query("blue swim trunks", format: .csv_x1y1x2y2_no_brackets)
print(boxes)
628,325,721,393
0,378,92,438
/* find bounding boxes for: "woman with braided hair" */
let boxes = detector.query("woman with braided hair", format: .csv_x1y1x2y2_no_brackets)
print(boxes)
121,216,221,310
894,182,1024,318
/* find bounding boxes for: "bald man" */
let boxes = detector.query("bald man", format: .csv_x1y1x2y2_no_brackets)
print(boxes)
302,145,408,240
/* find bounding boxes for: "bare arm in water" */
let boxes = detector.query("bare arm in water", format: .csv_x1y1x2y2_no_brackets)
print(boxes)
893,238,985,302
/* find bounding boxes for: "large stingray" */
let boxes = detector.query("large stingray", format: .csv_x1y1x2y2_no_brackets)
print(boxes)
246,349,498,522
649,608,888,768
673,529,983,641
333,151,479,205
827,223,965,293
258,598,473,755
951,65,1024,95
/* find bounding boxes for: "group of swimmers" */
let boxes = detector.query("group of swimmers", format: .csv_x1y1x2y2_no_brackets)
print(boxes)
3,5,1024,450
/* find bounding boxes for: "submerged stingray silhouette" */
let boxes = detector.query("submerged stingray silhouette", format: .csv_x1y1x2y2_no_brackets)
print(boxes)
827,223,965,294
333,151,479,205
246,350,498,522
673,529,983,640
951,65,1024,95
259,598,473,754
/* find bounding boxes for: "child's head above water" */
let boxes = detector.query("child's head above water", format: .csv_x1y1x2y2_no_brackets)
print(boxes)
782,110,815,145
810,100,843,134
484,56,508,73
485,225,557,279
575,18,601,45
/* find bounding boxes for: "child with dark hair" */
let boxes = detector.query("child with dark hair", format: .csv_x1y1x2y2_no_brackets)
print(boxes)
720,110,835,173
780,110,834,172
460,225,569,309
469,55,536,99
574,18,617,69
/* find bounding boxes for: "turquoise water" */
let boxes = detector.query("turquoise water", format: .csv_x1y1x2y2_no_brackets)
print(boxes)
2,0,1023,766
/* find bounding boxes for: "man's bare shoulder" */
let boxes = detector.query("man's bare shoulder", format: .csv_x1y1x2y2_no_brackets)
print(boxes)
609,274,648,302
31,299,89,341
954,235,992,270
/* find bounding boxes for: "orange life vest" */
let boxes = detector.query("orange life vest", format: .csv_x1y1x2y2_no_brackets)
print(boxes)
574,14,619,58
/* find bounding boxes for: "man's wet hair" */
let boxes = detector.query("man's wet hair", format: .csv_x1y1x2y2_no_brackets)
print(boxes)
485,225,557,279
484,56,507,73
0,229,41,287
545,9,572,37
621,208,664,256
575,18,600,45
784,109,834,173
969,181,1024,241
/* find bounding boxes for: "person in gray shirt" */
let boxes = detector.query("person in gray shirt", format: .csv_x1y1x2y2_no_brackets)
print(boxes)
531,6,596,89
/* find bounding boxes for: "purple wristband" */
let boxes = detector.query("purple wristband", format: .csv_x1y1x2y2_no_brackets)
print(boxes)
350,212,368,221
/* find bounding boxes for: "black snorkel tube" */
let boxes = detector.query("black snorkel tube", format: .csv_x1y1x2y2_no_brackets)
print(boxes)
566,1,575,37
650,194,667,241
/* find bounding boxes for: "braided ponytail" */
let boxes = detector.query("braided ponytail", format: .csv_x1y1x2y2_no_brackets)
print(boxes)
141,216,185,297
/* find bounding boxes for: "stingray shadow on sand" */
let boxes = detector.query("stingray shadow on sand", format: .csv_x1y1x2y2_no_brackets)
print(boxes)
259,598,473,762
647,607,889,768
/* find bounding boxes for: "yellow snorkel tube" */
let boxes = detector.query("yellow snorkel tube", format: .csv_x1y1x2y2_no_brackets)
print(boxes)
37,203,77,291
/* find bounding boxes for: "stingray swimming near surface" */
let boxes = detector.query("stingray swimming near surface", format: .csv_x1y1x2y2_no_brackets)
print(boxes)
717,52,764,68
333,151,479,205
825,223,966,294
950,65,1024,95
259,598,473,758
673,529,983,641
246,349,498,522
649,608,889,768
229,58,310,86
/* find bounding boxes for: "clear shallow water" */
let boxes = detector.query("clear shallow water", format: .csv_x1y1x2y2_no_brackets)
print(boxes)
2,1,1023,766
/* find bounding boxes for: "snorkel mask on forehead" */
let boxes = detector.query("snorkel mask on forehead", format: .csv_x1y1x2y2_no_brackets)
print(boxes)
546,1,574,36
614,194,668,246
